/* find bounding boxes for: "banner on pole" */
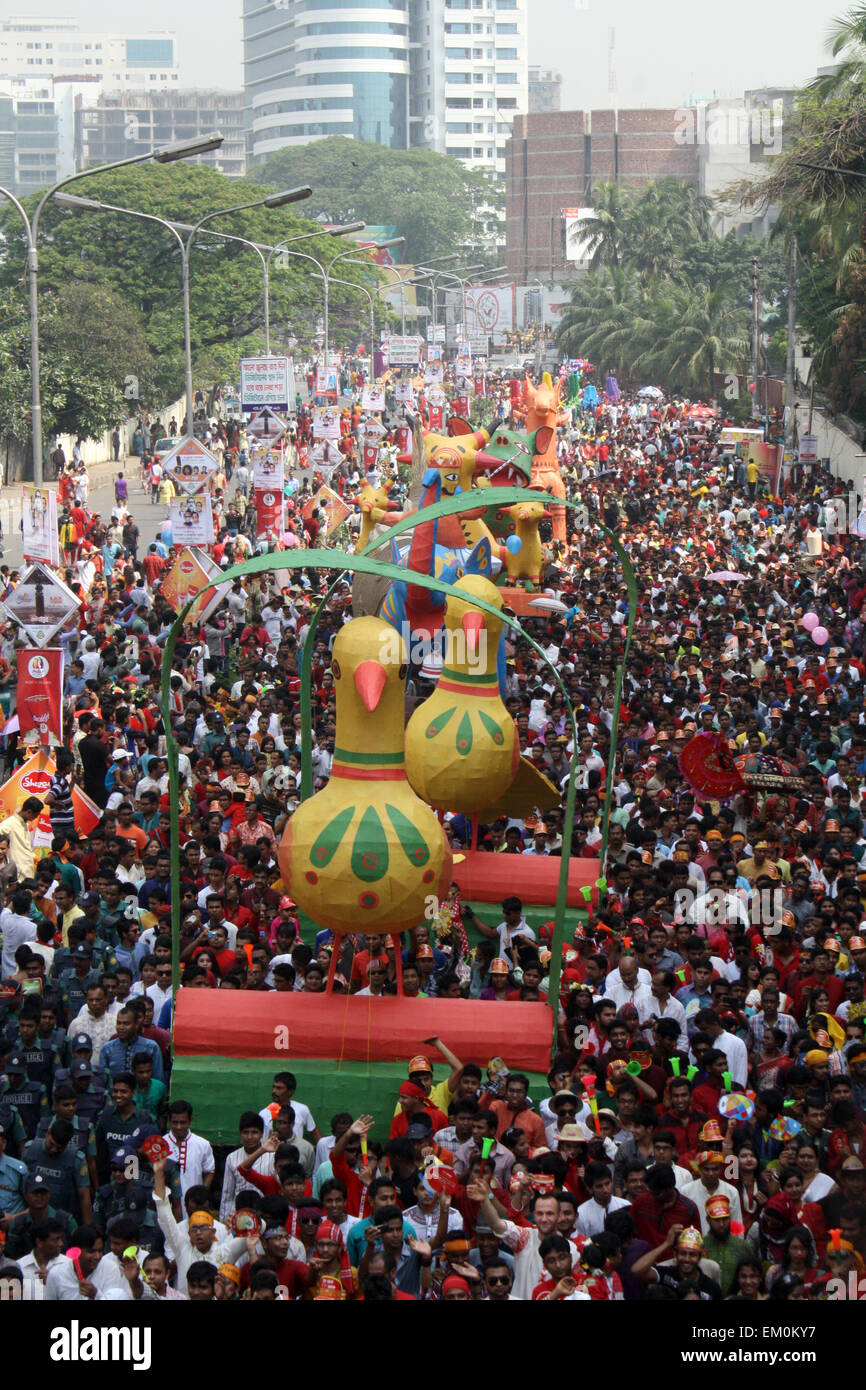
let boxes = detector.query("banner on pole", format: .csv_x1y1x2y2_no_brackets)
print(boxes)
16,648,63,747
22,486,59,566
240,357,295,414
169,494,214,547
162,437,220,496
0,562,79,647
255,488,283,536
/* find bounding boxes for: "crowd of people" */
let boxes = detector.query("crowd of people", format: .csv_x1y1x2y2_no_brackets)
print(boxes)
0,363,865,1303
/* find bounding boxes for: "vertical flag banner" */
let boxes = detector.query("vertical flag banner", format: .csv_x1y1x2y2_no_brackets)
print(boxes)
22,487,59,566
255,488,283,535
16,648,63,746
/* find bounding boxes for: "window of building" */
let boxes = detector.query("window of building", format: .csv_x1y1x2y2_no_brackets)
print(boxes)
473,72,483,82
496,47,517,58
496,72,518,82
446,47,471,57
447,72,472,83
496,22,517,32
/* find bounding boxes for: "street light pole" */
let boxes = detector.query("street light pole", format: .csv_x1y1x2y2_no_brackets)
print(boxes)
265,221,364,355
321,237,403,367
2,130,224,483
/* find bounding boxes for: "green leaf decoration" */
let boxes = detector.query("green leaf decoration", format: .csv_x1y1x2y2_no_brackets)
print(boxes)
478,709,505,746
310,804,355,869
351,805,390,883
386,802,430,867
455,709,473,757
425,706,456,739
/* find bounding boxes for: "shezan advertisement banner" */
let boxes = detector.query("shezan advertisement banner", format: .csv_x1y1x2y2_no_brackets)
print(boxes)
162,436,220,496
302,486,351,539
16,648,63,746
161,546,227,627
0,562,79,647
169,494,214,547
361,385,385,413
0,749,101,847
240,357,295,414
22,486,59,566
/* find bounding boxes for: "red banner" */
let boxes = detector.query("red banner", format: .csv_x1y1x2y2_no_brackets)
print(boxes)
16,648,63,747
397,426,410,453
453,395,469,417
254,487,283,536
428,405,444,430
474,374,485,396
362,443,380,471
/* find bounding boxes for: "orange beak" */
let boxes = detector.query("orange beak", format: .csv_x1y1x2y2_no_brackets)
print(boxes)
461,611,484,657
353,660,387,712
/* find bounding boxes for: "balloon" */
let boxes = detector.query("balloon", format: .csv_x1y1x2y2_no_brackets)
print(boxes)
812,626,829,646
801,612,819,631
506,534,522,555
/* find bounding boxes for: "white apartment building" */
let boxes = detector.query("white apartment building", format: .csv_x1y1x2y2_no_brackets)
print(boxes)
0,17,178,89
409,0,528,180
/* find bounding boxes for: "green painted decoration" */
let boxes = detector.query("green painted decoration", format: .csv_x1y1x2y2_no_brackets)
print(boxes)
351,805,390,882
310,804,355,869
456,709,473,756
425,706,456,739
385,802,430,866
478,709,505,745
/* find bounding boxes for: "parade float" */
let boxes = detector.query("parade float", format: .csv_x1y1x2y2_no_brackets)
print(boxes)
165,389,637,1139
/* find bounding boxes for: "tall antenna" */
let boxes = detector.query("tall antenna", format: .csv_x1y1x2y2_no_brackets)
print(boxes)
608,26,617,93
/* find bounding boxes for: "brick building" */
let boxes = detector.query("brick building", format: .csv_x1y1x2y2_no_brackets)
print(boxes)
505,108,700,284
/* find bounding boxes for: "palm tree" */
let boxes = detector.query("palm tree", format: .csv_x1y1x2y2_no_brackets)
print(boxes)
810,4,866,101
568,183,632,269
634,281,750,399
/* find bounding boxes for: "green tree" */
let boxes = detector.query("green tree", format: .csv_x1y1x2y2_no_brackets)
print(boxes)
0,163,381,408
252,136,504,265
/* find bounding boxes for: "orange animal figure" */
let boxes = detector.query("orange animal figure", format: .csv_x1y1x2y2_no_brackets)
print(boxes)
523,373,568,542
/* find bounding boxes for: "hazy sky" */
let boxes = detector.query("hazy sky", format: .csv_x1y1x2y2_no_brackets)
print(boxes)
14,1,839,103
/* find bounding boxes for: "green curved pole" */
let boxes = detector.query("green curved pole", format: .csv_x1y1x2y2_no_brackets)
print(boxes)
161,488,637,1061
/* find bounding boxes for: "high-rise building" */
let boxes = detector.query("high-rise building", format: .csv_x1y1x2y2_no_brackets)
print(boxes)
409,0,528,180
243,0,411,161
75,90,246,179
241,0,527,179
528,66,561,114
0,17,178,88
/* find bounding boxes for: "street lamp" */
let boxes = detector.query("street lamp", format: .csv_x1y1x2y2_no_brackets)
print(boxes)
322,236,403,365
266,221,365,354
55,185,312,436
0,129,225,483
311,272,376,368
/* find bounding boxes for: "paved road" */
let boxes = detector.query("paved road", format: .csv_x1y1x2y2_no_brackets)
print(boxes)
3,459,243,570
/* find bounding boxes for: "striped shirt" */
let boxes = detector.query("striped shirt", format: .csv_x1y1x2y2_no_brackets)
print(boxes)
48,774,75,835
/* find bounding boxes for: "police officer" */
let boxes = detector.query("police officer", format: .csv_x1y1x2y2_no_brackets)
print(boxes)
0,1053,49,1140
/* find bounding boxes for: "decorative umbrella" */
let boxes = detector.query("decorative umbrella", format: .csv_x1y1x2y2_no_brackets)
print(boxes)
770,1115,802,1142
707,570,748,582
528,596,569,614
679,732,746,801
718,1092,755,1123
637,386,663,399
734,752,808,795
688,404,717,419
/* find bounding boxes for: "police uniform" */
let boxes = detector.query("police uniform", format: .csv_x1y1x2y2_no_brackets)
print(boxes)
0,1066,49,1139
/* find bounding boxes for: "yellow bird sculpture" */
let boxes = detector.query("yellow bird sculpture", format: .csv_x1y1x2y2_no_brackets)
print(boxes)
278,617,452,936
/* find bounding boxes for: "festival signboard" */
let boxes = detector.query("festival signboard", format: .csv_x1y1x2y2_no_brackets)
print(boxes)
0,562,79,647
22,486,59,566
169,494,214,546
240,357,295,414
162,437,220,496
